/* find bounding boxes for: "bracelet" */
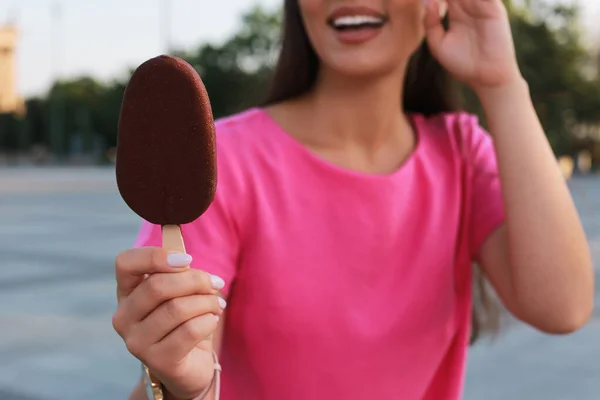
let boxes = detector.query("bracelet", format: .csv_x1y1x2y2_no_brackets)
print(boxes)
195,351,221,400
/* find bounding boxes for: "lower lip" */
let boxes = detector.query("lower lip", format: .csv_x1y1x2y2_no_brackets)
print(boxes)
332,26,382,44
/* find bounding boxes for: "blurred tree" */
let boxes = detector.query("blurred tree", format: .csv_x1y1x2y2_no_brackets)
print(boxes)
0,113,22,154
24,98,49,147
462,0,600,155
42,76,127,160
189,1,600,156
5,1,599,161
93,77,128,150
176,6,282,118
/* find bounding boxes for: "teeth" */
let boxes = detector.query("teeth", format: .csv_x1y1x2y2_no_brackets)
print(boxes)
332,15,384,28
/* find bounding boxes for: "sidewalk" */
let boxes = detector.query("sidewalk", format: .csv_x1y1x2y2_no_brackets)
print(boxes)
0,168,598,400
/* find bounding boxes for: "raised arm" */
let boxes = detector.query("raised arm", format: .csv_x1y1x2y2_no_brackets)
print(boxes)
476,81,593,333
425,0,594,333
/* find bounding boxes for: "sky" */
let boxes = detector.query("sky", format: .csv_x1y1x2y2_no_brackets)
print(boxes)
1,0,599,98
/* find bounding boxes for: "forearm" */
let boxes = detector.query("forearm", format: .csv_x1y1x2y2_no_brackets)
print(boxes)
477,79,594,327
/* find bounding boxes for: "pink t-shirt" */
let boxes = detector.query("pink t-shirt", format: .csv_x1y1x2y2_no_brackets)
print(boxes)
134,108,504,400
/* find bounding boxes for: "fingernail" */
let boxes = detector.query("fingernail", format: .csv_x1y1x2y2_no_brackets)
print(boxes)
215,314,220,323
218,297,227,309
166,253,192,268
210,274,225,290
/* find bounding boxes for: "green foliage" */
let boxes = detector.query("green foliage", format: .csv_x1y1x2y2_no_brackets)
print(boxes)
0,112,23,152
463,0,600,155
175,6,281,118
2,1,599,161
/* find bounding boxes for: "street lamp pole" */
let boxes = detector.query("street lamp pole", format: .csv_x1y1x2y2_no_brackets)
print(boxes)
161,0,172,54
50,1,65,159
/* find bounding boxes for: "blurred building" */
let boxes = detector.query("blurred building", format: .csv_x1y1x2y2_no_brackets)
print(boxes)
0,24,24,115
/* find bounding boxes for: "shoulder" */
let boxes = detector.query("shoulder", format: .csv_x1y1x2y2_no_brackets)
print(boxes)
414,111,487,143
211,107,278,195
215,107,265,135
414,111,492,160
213,107,282,163
214,107,268,149
212,107,267,167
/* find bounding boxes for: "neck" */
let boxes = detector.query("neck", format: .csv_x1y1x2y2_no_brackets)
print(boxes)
302,67,409,149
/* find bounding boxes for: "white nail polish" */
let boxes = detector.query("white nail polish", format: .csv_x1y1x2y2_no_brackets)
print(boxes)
166,253,192,268
439,0,448,17
210,274,225,290
215,315,220,323
218,297,227,309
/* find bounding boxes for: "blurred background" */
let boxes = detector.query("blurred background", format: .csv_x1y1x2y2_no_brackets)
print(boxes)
0,0,599,399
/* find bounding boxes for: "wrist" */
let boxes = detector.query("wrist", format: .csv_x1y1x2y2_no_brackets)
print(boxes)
163,389,193,400
144,351,220,400
474,77,532,121
163,380,213,400
163,386,207,400
473,76,529,107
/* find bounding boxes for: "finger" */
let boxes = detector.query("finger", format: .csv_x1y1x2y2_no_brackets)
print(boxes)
150,313,220,363
424,0,445,54
129,294,226,349
115,247,192,301
119,269,225,323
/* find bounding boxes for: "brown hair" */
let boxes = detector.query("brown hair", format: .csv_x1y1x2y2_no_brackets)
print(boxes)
264,0,459,114
264,0,501,344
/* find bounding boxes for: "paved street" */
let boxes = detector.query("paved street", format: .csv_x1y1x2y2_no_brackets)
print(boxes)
0,167,598,400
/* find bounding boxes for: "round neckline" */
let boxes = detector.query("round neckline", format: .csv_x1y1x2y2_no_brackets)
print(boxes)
255,107,422,181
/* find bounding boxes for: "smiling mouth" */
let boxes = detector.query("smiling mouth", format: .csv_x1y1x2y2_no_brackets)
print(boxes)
327,15,387,31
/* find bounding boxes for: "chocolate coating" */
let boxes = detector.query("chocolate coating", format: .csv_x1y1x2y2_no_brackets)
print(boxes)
116,55,217,225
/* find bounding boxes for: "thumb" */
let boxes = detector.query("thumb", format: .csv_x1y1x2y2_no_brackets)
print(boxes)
115,247,191,301
424,0,446,56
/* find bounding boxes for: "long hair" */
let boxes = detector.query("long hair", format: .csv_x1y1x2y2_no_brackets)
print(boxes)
263,0,501,344
264,0,459,115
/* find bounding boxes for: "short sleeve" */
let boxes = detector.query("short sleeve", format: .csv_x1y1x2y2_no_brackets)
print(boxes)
132,133,243,297
463,115,505,258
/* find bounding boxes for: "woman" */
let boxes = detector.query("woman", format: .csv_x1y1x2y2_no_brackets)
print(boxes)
112,0,594,399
